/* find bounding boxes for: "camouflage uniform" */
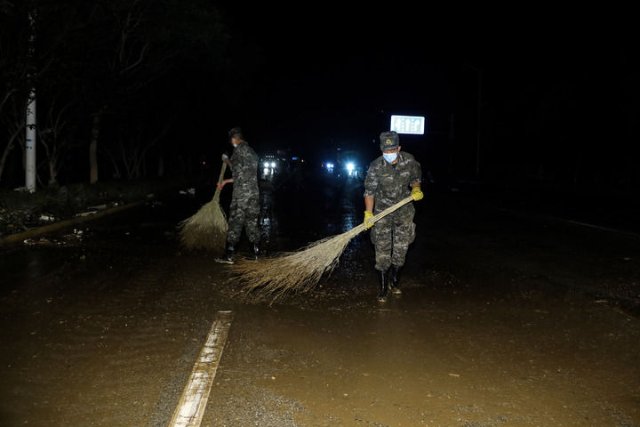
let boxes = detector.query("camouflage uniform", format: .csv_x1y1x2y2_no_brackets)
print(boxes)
364,152,422,271
227,141,260,245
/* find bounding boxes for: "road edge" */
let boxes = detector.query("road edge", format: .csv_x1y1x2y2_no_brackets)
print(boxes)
0,200,145,247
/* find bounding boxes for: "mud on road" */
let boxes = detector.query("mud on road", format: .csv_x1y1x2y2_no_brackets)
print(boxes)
1,185,639,426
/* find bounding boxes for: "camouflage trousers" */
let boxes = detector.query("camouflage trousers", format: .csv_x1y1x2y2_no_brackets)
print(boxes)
227,195,260,246
370,205,416,271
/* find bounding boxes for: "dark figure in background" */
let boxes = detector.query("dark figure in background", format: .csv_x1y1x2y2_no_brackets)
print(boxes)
216,127,260,263
363,131,424,302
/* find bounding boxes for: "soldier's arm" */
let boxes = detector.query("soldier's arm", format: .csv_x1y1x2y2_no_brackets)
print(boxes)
409,160,424,201
229,146,249,176
218,150,244,189
224,151,243,186
410,160,422,188
363,164,378,212
365,195,374,212
217,177,234,189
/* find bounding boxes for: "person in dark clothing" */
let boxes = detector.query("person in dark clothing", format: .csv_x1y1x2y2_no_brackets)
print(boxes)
216,127,260,264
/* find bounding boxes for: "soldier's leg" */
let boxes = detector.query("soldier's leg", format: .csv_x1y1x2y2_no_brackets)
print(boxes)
216,199,245,264
388,208,415,293
372,216,393,302
226,199,246,247
243,196,261,244
373,217,393,271
390,215,416,269
244,196,261,259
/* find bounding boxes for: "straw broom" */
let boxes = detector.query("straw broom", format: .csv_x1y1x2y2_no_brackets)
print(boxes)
178,161,228,252
232,195,415,302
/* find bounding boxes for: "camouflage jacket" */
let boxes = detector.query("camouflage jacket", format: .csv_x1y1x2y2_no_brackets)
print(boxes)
230,141,259,199
364,152,422,212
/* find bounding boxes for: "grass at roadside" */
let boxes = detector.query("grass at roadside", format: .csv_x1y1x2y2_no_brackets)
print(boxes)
0,179,186,237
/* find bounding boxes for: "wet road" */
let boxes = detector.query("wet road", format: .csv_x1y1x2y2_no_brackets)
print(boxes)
1,180,639,426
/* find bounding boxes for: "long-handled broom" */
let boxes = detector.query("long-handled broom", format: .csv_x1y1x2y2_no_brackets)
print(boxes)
178,161,228,253
231,195,415,302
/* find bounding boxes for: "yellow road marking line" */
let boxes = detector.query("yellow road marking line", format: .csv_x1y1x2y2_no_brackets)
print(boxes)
168,310,233,427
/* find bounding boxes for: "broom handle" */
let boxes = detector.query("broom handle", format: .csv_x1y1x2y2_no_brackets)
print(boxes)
349,195,415,235
213,161,228,202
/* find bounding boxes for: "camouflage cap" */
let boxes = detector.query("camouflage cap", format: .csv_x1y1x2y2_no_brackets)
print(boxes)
379,131,399,151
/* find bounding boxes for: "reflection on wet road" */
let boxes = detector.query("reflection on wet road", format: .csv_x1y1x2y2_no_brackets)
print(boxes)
258,176,364,253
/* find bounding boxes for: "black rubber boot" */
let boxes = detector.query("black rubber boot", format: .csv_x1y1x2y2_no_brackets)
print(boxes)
377,269,389,303
215,243,235,264
252,242,260,260
389,265,402,295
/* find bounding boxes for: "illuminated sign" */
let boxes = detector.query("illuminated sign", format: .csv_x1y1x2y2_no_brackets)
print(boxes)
390,115,425,135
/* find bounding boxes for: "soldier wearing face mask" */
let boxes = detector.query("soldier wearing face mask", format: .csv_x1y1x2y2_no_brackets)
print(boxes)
363,131,424,302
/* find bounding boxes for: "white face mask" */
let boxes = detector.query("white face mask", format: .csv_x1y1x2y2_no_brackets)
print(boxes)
383,152,398,163
232,142,239,148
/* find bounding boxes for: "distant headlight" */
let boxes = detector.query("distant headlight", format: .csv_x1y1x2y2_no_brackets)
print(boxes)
263,161,270,168
270,162,276,168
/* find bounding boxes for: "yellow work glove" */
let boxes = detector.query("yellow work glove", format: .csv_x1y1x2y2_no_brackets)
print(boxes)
363,211,374,229
411,186,424,201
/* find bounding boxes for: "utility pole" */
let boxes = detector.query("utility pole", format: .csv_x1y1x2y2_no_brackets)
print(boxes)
25,9,37,192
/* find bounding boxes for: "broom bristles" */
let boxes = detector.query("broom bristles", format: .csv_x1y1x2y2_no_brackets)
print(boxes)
179,162,229,253
232,195,414,303
178,198,228,252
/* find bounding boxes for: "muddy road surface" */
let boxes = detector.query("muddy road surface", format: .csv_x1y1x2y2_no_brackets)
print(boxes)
1,181,639,426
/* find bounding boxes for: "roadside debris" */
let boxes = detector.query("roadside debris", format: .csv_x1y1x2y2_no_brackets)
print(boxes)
23,228,87,246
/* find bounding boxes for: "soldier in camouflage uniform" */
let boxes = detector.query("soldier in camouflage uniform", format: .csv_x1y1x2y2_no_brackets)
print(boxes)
216,127,260,264
363,131,424,302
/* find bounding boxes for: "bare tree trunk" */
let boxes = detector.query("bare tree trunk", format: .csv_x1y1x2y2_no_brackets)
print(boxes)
24,10,38,192
118,139,138,180
104,147,122,179
39,98,73,187
48,155,58,186
39,138,57,187
89,111,102,184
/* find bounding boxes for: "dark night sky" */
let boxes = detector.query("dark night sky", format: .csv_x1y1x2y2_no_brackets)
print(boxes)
167,5,638,186
214,7,636,155
0,2,635,189
216,6,467,148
